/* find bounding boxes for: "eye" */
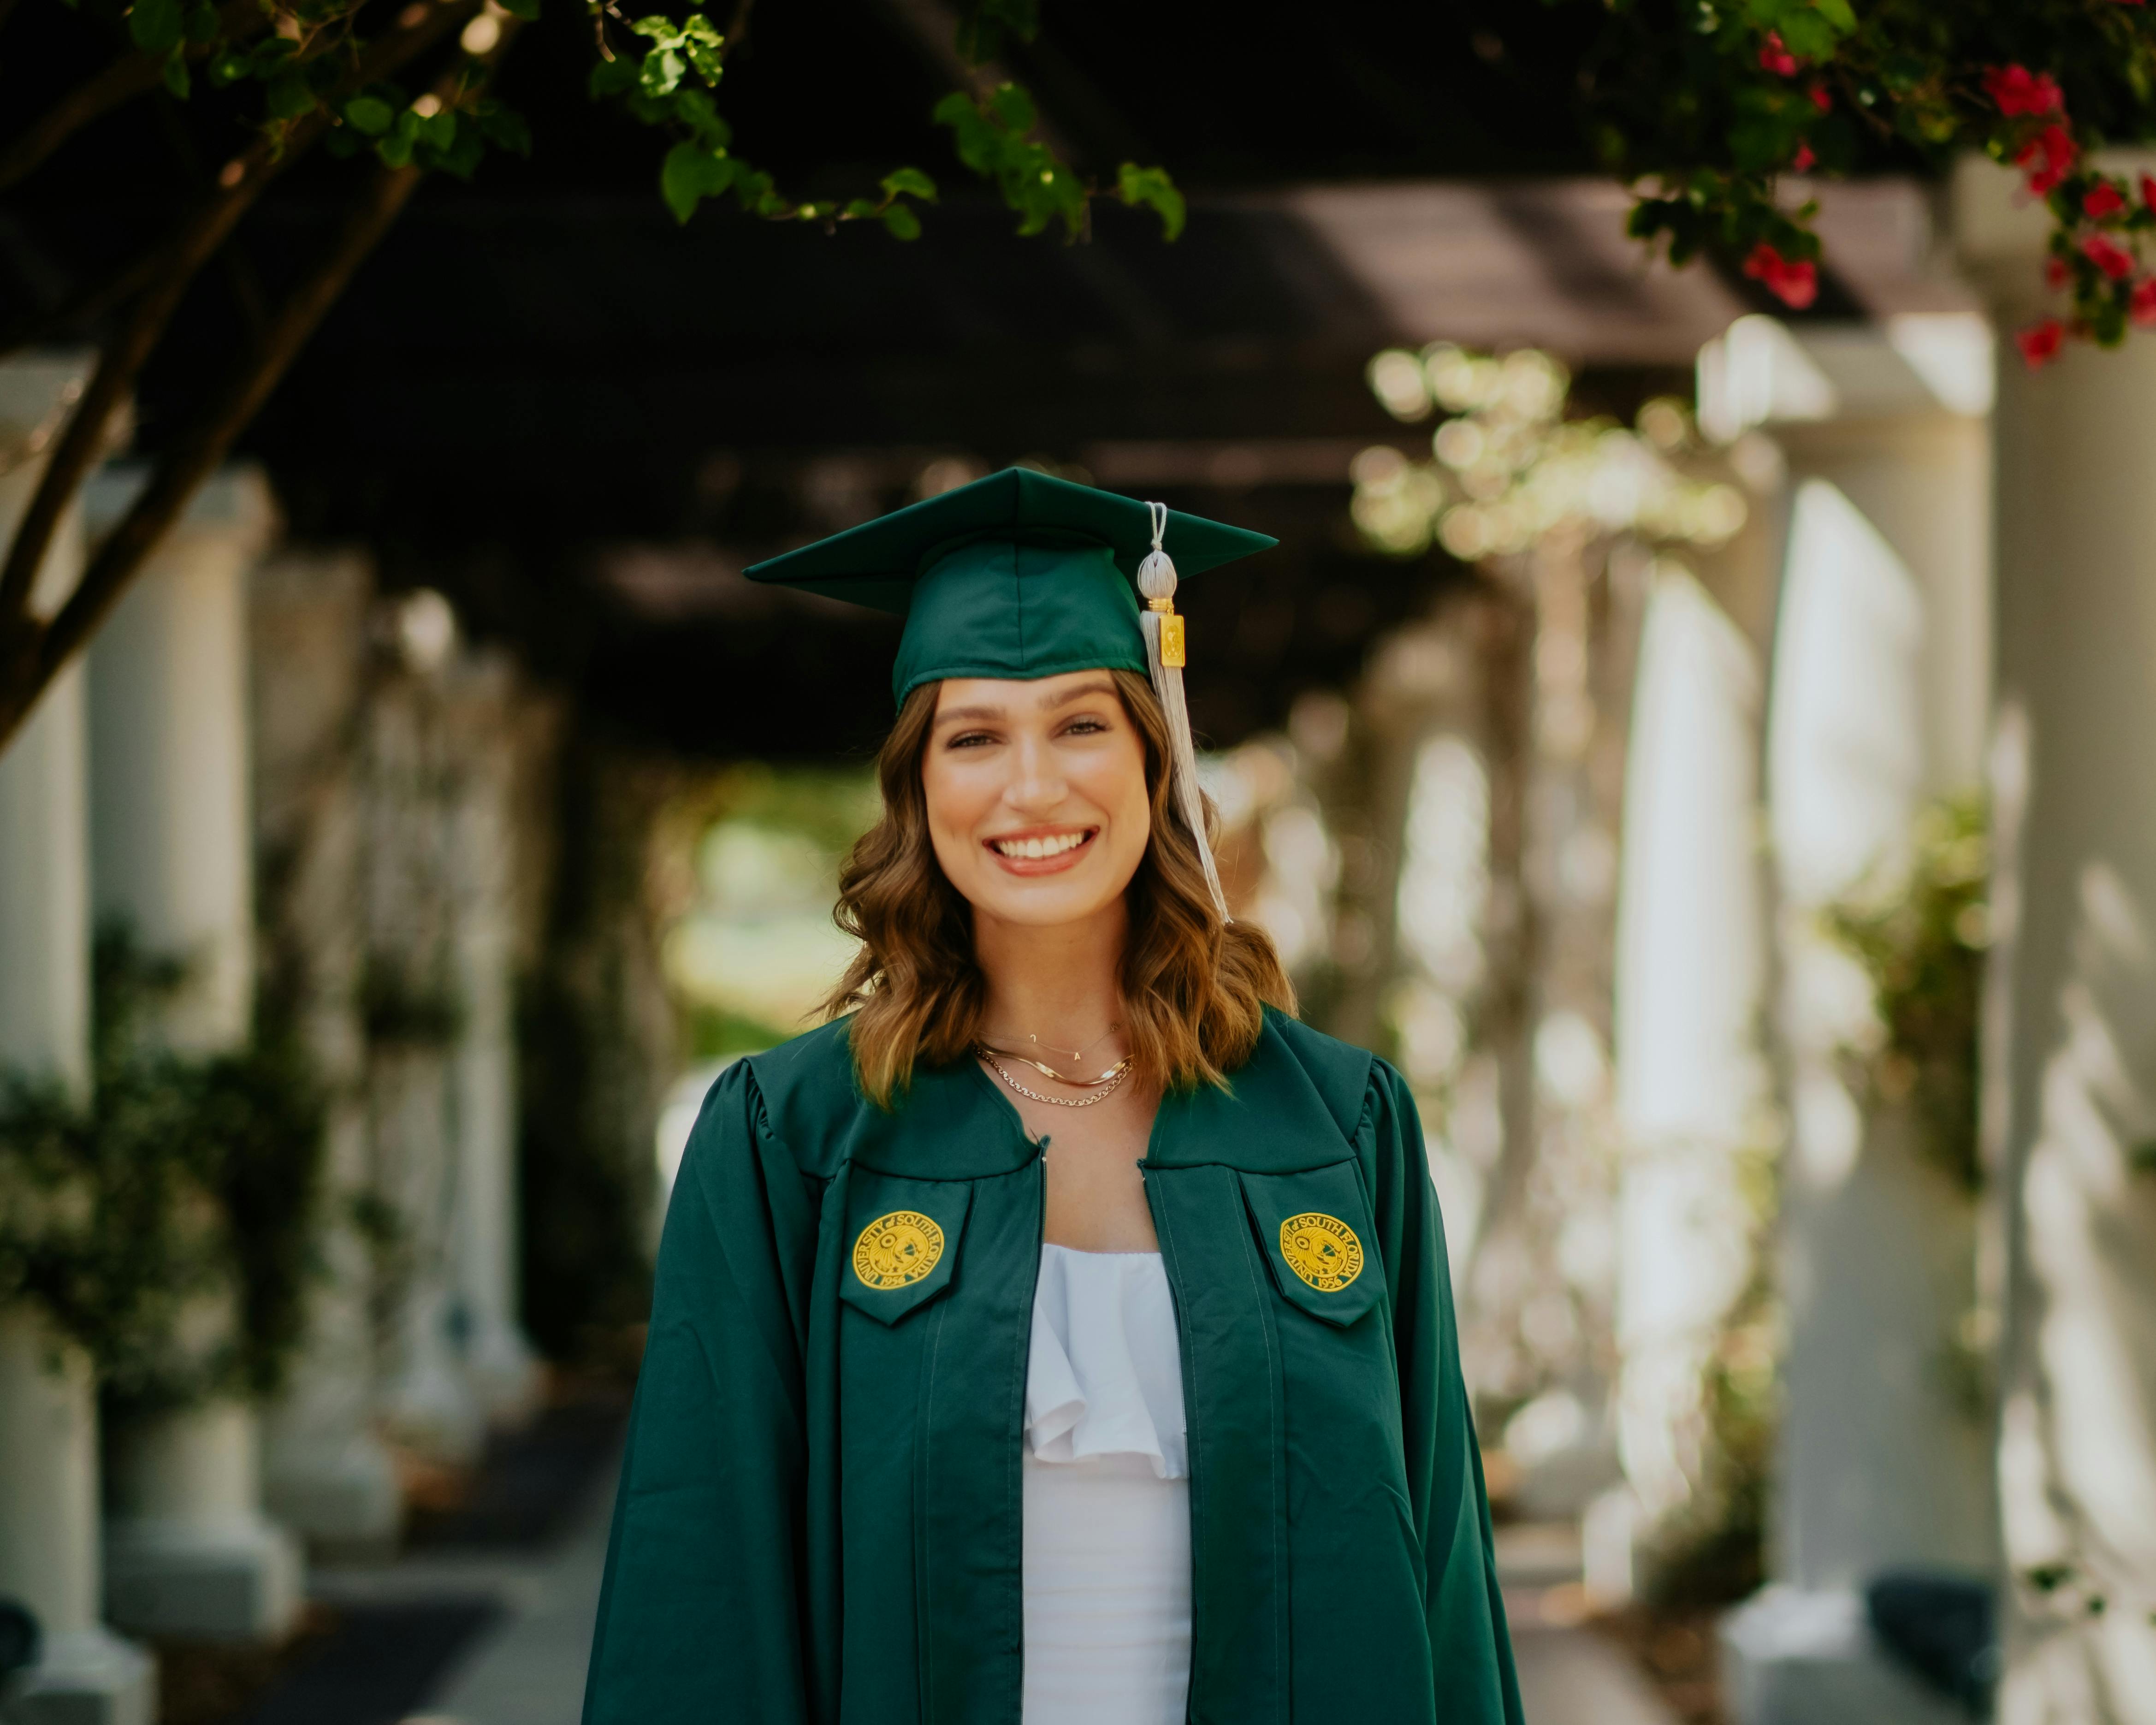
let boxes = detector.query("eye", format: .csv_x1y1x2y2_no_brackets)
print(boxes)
1062,714,1111,736
945,729,998,749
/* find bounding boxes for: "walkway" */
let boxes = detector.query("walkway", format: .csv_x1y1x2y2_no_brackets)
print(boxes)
296,1459,1682,1725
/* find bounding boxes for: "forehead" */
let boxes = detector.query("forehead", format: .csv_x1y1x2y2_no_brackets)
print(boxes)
933,671,1120,718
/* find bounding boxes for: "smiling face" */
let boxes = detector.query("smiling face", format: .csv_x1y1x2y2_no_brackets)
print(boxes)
920,670,1153,931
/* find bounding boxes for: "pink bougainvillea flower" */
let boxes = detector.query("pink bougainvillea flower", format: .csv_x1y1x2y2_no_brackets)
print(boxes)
2085,181,2128,219
2133,279,2156,326
1791,140,1817,173
1759,30,1800,76
2141,173,2156,210
2018,124,2079,196
1742,242,1819,310
2045,254,2071,289
1983,65,2066,118
2081,233,2134,279
2016,319,2066,367
1808,84,1833,113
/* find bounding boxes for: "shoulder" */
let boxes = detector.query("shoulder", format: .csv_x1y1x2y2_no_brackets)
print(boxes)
730,1017,865,1178
1254,1006,1378,1140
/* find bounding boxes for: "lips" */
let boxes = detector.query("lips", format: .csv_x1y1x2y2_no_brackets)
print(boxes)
984,826,1098,874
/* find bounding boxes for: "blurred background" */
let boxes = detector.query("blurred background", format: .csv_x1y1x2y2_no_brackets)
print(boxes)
3,4,2150,1724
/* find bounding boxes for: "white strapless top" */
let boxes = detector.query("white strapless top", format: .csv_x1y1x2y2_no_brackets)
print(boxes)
1021,1245,1191,1725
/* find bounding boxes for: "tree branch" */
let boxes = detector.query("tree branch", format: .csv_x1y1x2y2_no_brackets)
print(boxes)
0,0,482,624
0,0,271,192
18,159,426,745
0,13,518,754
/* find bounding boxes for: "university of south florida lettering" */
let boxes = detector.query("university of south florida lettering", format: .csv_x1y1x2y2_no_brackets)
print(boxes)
852,1211,945,1288
1279,1212,1363,1292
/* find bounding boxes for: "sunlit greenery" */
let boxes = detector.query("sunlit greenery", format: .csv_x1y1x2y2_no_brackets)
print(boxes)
0,931,326,1405
1822,795,1989,1194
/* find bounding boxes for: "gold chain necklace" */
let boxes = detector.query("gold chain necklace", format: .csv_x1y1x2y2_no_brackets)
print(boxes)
978,1044,1128,1086
981,1024,1120,1066
977,1046,1134,1109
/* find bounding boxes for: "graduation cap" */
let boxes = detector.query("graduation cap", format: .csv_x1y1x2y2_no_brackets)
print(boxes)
745,467,1276,922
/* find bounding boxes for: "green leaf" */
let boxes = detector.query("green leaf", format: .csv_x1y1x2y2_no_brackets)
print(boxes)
207,46,249,83
1775,12,1835,58
497,0,539,17
660,139,734,223
881,166,937,202
988,81,1035,134
161,46,190,98
588,55,640,98
184,0,218,42
629,14,675,40
640,46,685,97
439,128,485,178
129,0,183,55
345,95,396,135
673,87,729,144
419,108,456,150
1114,162,1184,240
375,130,415,167
882,201,922,240
479,104,532,154
954,0,1036,64
265,72,315,119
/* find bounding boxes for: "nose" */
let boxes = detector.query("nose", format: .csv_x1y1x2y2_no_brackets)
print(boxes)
1004,727,1066,813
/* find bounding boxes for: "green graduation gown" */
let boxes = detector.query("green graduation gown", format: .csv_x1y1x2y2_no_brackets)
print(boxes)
582,1007,1524,1725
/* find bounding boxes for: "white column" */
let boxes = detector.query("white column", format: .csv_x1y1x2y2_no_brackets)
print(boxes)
251,550,403,1553
1956,154,2156,1725
446,654,539,1423
366,620,485,1465
85,463,302,1642
1704,314,1997,1723
1612,565,1771,1529
0,356,154,1724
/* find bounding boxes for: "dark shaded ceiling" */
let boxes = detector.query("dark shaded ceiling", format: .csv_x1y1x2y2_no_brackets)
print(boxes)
9,0,1941,759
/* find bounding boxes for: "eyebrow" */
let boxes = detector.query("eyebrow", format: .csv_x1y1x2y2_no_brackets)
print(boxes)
934,679,1118,728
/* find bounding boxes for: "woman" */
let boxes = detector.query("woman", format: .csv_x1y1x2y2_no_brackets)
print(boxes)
582,468,1522,1725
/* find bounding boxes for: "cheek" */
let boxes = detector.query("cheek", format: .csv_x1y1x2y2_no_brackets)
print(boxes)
1072,740,1152,855
921,756,991,864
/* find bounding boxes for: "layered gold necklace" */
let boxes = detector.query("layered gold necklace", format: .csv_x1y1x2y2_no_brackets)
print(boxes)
976,1028,1134,1109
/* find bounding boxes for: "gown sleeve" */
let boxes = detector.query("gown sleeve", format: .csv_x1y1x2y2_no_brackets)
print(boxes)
1364,1057,1526,1725
582,1058,823,1725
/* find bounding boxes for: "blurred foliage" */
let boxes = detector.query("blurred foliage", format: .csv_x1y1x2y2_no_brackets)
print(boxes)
56,0,1184,238
357,957,463,1046
686,1003,796,1061
1643,1148,1780,1610
0,928,327,1406
1561,0,2156,356
697,761,883,861
1351,344,1746,564
1822,794,1989,1195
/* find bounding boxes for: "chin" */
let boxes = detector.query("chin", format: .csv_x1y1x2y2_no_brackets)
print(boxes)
967,876,1124,928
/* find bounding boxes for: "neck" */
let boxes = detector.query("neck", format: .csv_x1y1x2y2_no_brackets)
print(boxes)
972,896,1128,1052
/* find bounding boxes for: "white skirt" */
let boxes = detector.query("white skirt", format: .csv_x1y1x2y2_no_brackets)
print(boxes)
1021,1452,1191,1725
1020,1246,1192,1725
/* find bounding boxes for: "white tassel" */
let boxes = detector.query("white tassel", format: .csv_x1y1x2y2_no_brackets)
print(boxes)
1138,503,1232,925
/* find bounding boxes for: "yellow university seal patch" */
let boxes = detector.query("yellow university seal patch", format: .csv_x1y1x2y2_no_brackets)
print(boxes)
1279,1212,1363,1292
852,1211,945,1289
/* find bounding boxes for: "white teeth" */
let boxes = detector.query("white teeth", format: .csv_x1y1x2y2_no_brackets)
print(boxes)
995,831,1089,860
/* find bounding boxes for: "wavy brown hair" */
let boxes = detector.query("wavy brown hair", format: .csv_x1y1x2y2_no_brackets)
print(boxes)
823,668,1295,1108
